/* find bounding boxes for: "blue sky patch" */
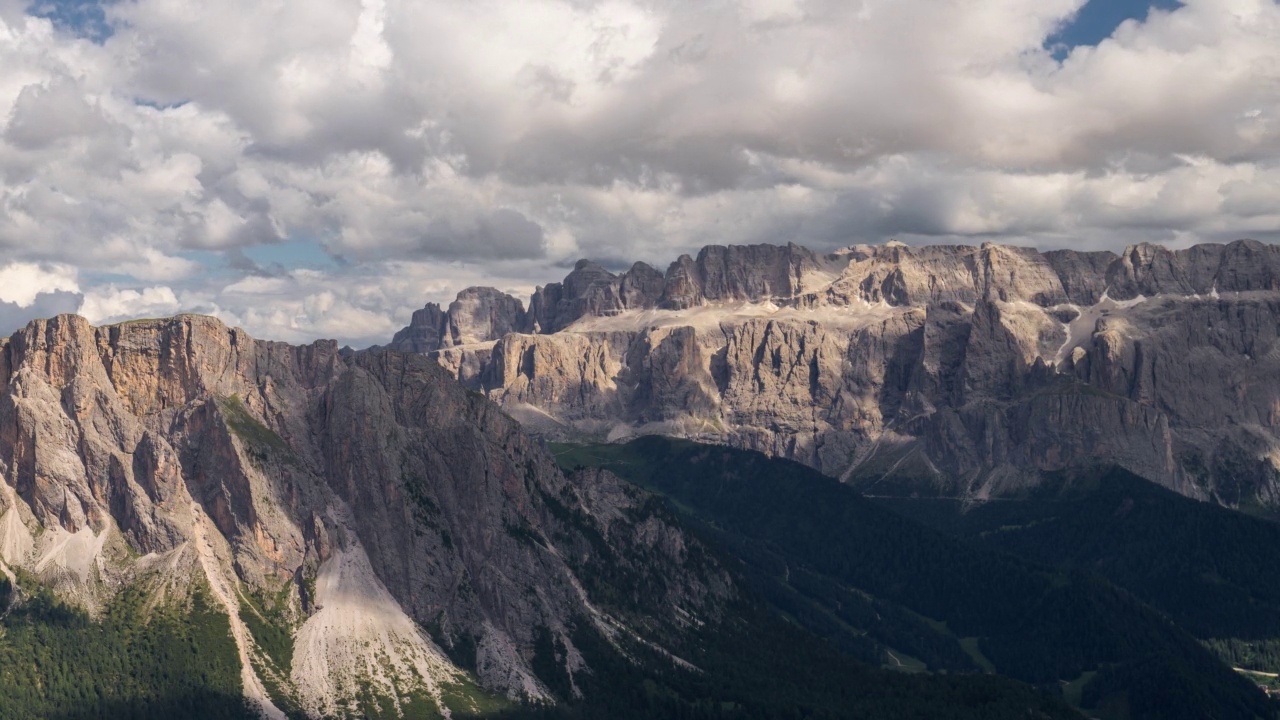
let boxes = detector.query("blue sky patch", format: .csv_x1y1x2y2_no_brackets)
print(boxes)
1047,0,1181,59
26,0,113,43
243,239,337,272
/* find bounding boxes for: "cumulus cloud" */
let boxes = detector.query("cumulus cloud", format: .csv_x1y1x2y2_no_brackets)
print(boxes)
0,263,78,306
0,263,81,335
0,0,1279,344
181,261,548,346
78,286,184,324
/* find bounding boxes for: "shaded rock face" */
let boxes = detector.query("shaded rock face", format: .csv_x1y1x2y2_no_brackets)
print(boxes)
398,242,827,345
1105,240,1280,299
389,303,448,353
661,243,822,309
0,314,731,717
389,287,527,352
445,286,528,346
393,239,1280,511
528,260,670,333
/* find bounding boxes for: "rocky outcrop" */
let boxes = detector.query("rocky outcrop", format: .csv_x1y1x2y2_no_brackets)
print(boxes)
1105,240,1280,299
389,302,448,353
660,243,825,309
389,287,527,352
405,243,835,347
392,239,1280,512
527,260,670,333
445,286,528,346
0,314,733,717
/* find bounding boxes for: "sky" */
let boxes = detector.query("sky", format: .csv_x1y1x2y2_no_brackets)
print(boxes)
1,0,1278,346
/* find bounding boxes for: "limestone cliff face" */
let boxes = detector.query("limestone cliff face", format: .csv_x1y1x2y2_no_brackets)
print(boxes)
393,239,1280,511
390,286,527,352
0,315,730,718
390,302,449,353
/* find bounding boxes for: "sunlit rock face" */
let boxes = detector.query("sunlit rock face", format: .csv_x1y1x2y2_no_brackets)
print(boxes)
0,314,730,717
394,239,1280,511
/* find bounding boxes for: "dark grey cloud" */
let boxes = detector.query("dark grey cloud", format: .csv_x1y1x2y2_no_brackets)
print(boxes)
420,209,546,260
0,291,83,336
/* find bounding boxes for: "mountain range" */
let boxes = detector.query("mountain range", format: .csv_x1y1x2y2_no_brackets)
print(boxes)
5,238,1280,718
0,315,741,717
389,238,1280,514
0,313,1098,719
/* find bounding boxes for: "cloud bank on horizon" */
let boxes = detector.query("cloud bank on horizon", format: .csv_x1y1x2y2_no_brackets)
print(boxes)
0,0,1278,345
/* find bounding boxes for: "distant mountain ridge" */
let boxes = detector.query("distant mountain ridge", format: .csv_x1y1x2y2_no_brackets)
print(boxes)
390,238,1280,513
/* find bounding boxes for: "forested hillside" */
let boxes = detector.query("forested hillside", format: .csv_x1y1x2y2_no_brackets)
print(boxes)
553,437,1279,720
872,466,1280,684
0,571,247,720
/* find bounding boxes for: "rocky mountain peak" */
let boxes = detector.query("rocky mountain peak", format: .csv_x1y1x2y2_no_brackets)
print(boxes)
446,286,528,346
390,238,1280,514
389,302,449,353
0,313,728,717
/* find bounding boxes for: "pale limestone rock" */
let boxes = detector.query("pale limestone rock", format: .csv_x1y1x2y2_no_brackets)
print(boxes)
393,239,1280,511
445,287,527,346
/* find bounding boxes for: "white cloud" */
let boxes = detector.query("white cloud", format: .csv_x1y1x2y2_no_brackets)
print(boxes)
206,262,548,345
0,0,1279,344
77,286,181,324
0,263,78,306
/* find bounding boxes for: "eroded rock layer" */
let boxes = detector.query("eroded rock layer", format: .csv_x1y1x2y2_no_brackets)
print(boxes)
393,239,1280,510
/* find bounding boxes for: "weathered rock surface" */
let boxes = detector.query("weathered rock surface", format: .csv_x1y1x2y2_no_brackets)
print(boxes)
527,260,670,333
0,314,730,717
445,286,528,346
389,302,449,353
389,286,527,352
392,239,1280,511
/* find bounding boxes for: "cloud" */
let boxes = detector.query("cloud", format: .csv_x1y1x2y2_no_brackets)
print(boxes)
191,261,551,346
77,286,183,324
0,0,1278,344
4,79,110,149
0,290,82,336
417,209,546,260
0,263,79,306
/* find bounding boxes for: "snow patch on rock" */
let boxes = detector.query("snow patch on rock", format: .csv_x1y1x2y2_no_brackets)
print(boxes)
1054,292,1155,367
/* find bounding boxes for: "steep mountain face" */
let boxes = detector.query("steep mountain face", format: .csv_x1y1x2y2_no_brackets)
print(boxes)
391,239,1280,511
391,287,530,352
0,314,728,718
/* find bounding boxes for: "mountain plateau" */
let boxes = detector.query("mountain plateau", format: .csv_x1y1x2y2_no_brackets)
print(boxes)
390,239,1280,512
